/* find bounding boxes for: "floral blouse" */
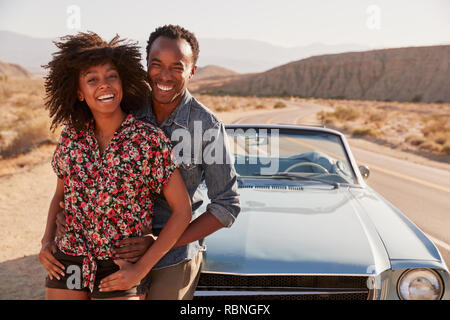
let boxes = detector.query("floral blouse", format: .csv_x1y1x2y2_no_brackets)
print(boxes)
52,114,176,292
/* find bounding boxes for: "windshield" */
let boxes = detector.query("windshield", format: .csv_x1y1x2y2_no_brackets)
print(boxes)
226,128,357,185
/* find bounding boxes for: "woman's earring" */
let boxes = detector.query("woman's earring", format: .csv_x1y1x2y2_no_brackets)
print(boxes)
78,95,84,101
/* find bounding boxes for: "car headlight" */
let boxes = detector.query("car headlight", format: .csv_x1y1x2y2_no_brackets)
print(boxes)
397,269,444,300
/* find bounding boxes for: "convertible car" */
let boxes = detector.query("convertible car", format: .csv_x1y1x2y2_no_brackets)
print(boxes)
194,124,449,300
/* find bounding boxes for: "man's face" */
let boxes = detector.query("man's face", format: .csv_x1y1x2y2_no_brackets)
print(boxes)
147,36,197,108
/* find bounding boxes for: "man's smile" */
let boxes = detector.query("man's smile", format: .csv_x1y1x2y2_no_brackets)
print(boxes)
156,83,174,92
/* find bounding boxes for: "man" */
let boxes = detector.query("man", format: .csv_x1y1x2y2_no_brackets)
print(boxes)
65,25,240,299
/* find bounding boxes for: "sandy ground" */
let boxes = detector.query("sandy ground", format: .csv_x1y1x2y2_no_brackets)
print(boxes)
0,107,448,300
0,159,54,299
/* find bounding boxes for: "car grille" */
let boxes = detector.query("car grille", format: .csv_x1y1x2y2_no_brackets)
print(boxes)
194,272,373,300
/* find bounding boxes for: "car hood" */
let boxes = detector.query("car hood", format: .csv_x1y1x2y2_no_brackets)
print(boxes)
201,187,391,276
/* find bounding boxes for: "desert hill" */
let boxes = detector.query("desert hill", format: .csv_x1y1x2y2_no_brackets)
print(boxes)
197,45,450,103
193,65,239,80
0,61,33,79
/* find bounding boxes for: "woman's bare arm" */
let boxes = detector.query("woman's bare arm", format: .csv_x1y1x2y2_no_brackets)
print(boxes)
135,168,192,270
38,178,66,280
41,178,64,244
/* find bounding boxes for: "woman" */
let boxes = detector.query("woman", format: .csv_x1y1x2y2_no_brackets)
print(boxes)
38,32,191,300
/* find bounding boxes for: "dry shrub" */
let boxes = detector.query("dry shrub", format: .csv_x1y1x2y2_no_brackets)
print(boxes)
352,127,380,138
422,118,449,137
343,124,355,132
9,93,40,107
419,141,442,153
368,111,386,122
0,77,58,159
317,106,361,126
317,110,326,121
215,105,233,112
323,106,360,123
255,104,267,110
317,111,335,125
405,134,426,146
433,132,449,145
335,106,360,121
0,118,53,158
0,85,13,102
273,101,287,109
395,124,409,134
196,94,283,113
441,142,450,155
310,97,450,155
419,117,450,152
373,121,384,129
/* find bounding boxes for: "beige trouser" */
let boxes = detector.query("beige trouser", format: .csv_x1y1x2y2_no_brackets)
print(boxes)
144,251,203,300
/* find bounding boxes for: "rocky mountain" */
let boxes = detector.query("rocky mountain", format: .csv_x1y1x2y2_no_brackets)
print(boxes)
0,61,34,78
197,45,450,102
0,30,370,75
196,38,370,73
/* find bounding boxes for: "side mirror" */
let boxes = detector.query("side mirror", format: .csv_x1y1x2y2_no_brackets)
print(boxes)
359,165,370,179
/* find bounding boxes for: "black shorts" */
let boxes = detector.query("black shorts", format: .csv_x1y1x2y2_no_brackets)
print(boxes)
45,248,139,299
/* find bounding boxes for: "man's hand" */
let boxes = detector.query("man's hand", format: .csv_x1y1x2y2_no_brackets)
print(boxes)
98,259,145,292
56,201,67,238
38,240,65,281
112,223,156,263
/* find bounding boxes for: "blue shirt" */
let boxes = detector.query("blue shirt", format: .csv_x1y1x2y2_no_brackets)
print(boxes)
135,90,241,269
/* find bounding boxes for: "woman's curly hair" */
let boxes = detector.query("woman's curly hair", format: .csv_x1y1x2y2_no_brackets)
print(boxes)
43,31,150,131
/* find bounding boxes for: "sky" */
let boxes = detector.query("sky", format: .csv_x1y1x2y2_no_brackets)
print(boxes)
0,0,449,48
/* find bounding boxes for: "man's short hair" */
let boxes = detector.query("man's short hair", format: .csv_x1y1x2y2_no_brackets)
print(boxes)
146,25,200,66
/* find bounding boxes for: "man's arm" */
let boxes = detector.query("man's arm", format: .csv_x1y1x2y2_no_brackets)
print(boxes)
172,121,240,246
201,121,241,227
113,211,222,259
172,211,223,249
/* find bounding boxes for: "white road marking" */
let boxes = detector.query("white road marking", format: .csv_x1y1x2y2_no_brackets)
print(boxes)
426,233,450,252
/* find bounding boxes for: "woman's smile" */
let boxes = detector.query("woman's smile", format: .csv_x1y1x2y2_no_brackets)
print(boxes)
96,93,116,103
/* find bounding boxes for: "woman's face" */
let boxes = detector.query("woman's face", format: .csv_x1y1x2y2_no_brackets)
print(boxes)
77,62,123,117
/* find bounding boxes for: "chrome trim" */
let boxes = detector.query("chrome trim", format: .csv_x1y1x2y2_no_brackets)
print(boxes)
200,271,374,277
197,286,366,292
225,124,344,136
195,290,368,297
196,272,376,300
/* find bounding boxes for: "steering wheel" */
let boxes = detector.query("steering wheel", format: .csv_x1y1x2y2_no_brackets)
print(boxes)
283,162,329,174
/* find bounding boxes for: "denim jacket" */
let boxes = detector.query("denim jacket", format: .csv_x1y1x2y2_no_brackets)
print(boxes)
134,90,241,269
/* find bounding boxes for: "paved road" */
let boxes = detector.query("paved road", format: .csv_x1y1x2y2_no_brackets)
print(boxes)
232,101,450,268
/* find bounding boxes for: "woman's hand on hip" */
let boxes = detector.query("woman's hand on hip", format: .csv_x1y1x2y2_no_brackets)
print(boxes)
98,259,145,292
38,241,65,281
